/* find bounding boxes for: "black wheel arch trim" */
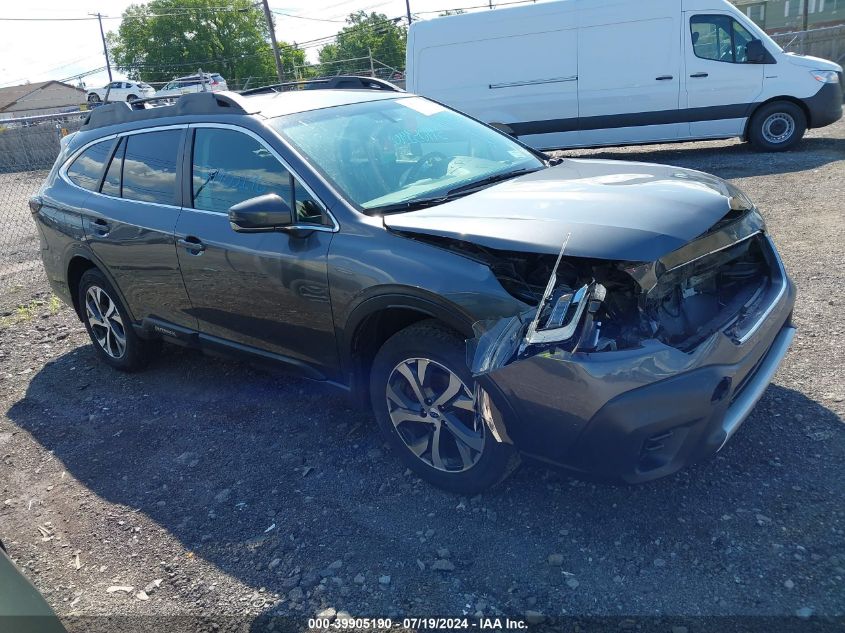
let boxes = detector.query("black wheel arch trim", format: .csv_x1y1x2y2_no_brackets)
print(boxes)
63,245,136,323
340,287,478,396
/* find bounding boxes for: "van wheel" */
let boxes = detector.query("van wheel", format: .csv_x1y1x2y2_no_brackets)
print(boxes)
748,101,806,151
369,320,518,494
78,269,152,372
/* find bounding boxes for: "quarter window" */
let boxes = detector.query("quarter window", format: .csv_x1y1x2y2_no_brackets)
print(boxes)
121,130,181,205
690,15,757,63
100,137,125,197
191,127,327,225
66,139,112,191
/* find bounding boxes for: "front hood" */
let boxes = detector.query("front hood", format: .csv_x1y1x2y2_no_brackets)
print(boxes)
384,159,747,261
785,52,843,72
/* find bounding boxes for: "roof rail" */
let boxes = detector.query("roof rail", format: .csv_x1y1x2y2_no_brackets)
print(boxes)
80,91,259,131
240,75,402,96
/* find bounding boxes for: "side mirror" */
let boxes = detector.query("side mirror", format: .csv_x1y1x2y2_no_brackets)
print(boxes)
746,39,768,63
228,194,293,232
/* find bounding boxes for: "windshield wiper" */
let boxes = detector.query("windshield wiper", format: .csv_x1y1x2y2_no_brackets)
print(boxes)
446,167,541,197
367,195,453,215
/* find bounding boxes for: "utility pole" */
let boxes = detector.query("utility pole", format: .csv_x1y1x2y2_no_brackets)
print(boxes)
261,0,285,83
801,0,809,31
405,0,412,24
90,13,113,82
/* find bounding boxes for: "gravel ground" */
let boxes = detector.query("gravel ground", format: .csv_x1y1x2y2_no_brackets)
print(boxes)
0,121,843,632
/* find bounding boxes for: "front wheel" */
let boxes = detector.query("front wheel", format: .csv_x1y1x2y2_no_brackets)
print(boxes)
370,321,518,494
87,94,100,103
126,94,138,102
748,101,807,151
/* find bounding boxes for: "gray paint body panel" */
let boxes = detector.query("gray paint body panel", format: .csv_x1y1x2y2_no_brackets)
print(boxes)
384,159,739,261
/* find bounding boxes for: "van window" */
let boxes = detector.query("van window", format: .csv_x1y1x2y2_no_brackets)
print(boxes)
66,139,112,191
191,127,327,225
100,137,125,197
690,15,757,63
121,130,181,205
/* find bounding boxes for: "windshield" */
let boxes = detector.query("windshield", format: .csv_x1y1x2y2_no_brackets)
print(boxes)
271,96,544,212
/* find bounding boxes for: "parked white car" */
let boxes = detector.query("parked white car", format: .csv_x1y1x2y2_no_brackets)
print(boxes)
154,73,229,99
406,0,843,151
87,80,155,103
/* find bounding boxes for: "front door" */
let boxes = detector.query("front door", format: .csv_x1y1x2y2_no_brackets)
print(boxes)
174,124,339,377
683,12,765,138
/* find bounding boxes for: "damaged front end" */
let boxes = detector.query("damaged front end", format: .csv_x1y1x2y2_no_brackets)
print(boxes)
467,207,777,375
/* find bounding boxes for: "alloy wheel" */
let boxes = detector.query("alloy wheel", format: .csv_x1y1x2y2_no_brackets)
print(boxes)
385,357,484,472
85,286,127,359
761,112,795,144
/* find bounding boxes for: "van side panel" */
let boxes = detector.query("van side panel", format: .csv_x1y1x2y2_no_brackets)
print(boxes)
577,12,682,146
409,2,579,140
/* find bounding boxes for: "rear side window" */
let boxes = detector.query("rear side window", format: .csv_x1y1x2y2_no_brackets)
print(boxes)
121,130,181,205
191,127,326,225
66,140,112,191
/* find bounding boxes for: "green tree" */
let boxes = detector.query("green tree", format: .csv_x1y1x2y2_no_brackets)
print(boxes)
317,12,406,76
107,0,305,89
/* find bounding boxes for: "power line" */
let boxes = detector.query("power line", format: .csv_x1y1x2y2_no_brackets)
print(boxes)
270,10,346,23
414,0,541,14
0,6,256,21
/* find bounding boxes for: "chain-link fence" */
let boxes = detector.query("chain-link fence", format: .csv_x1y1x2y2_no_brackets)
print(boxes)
0,112,85,297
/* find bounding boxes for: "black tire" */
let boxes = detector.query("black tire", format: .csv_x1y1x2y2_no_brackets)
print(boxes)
78,269,152,372
87,94,100,103
370,320,518,494
748,100,807,151
126,94,138,102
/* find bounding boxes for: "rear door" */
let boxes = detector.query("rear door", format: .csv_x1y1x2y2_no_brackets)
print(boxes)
77,127,197,328
174,123,339,376
683,12,764,138
577,7,682,146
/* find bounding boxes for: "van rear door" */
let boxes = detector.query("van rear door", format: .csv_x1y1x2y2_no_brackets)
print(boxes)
683,12,764,139
577,4,682,147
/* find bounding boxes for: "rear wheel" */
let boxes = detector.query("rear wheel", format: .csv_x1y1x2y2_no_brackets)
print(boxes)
370,320,517,494
78,269,152,372
87,93,100,103
126,94,138,102
748,101,806,151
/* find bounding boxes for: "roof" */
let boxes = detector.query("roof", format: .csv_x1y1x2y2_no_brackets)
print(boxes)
80,89,408,132
0,80,84,112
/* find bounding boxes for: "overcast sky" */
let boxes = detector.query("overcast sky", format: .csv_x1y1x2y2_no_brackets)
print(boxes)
0,0,539,89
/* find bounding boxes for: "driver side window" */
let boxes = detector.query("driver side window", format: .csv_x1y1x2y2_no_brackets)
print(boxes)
690,15,755,63
191,127,329,226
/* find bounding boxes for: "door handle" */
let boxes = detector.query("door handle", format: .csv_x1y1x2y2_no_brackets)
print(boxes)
177,236,206,254
690,72,709,78
655,75,674,81
92,218,110,236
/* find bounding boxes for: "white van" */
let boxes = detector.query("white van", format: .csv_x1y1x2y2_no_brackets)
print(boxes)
406,0,843,151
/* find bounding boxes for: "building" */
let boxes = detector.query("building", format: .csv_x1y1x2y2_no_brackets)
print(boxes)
0,80,85,120
732,0,845,33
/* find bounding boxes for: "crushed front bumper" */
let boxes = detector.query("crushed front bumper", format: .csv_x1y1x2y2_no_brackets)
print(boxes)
476,240,797,483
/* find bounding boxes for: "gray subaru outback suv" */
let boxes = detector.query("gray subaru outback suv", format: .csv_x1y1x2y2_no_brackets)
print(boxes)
31,89,795,493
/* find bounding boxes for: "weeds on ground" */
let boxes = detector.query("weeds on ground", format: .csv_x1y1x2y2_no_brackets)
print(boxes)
0,295,63,328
